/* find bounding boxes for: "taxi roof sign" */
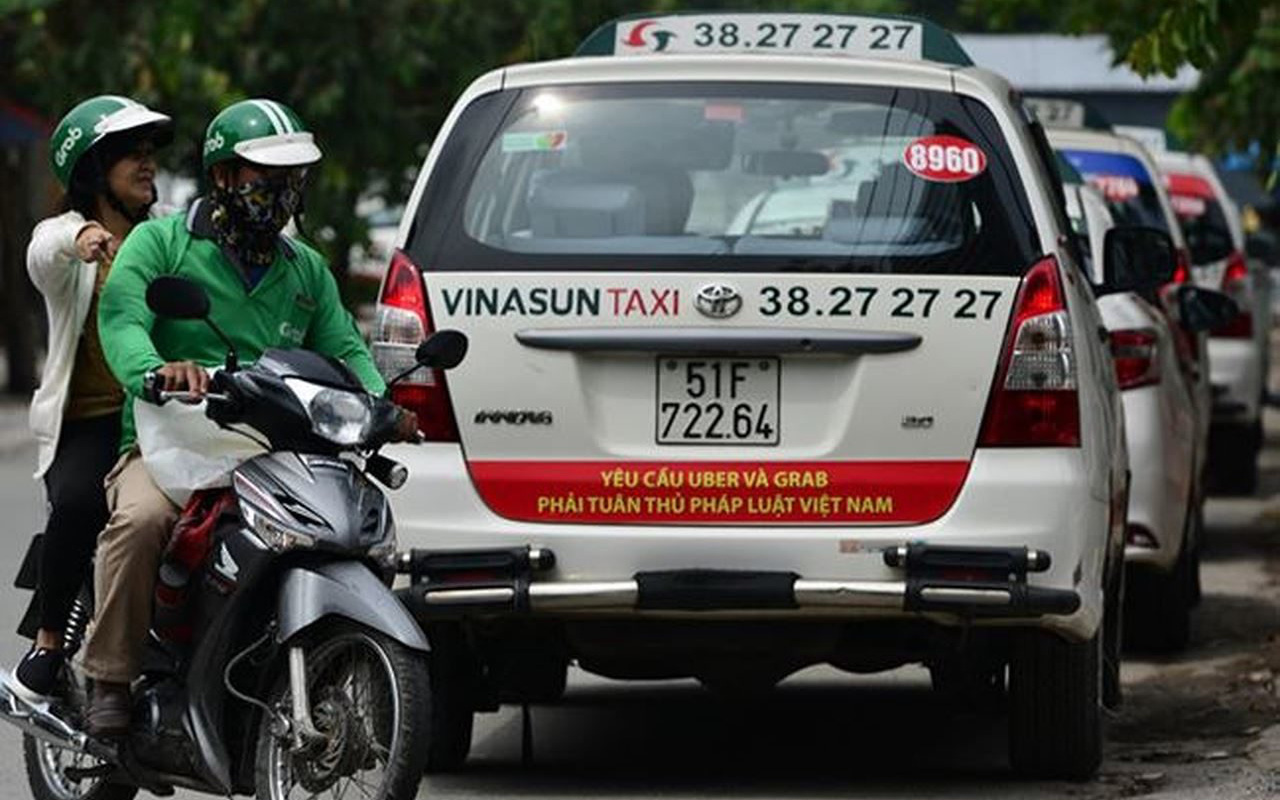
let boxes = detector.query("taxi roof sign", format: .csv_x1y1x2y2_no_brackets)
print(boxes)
575,12,973,67
1024,96,1112,131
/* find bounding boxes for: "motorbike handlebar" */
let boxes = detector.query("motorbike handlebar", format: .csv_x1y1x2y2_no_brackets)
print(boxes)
157,391,231,404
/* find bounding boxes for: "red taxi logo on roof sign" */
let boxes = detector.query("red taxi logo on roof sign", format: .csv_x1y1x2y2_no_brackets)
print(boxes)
623,20,676,52
903,135,987,183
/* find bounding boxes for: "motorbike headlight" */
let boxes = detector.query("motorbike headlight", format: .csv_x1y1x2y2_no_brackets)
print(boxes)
241,502,316,552
309,389,373,446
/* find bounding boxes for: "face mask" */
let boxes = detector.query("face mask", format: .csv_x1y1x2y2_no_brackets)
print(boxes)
217,169,305,236
209,169,306,269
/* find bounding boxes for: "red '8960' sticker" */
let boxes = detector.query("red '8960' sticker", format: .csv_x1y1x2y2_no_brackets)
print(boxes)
903,135,988,182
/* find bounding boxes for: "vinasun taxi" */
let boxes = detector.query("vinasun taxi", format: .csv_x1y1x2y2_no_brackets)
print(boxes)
1057,155,1206,654
1155,148,1272,494
371,12,1178,779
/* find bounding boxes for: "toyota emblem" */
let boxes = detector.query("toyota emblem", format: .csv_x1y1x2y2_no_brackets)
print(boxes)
695,283,742,319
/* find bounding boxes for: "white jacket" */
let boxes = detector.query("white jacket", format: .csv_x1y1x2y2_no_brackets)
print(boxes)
27,208,167,479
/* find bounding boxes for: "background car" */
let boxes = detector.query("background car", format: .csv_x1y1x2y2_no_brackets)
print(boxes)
1156,149,1271,493
1049,126,1212,499
1061,172,1203,651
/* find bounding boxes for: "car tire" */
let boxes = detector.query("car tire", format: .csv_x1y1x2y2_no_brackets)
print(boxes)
1185,499,1205,608
1007,628,1103,780
1124,543,1194,654
1211,420,1261,495
422,625,477,774
1101,555,1125,710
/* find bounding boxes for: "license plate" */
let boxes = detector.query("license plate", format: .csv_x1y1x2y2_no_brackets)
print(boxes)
655,357,780,445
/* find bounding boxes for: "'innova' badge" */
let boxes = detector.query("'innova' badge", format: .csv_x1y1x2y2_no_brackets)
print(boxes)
695,283,742,319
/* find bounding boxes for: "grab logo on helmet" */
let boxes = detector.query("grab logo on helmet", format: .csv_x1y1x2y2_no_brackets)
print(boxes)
54,127,83,168
203,131,226,158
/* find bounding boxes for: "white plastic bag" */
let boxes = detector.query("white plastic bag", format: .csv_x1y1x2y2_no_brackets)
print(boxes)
134,397,266,506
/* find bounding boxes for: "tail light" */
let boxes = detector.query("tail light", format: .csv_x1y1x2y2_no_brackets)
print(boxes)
373,249,459,441
978,256,1080,447
1171,247,1191,286
1109,328,1161,390
1213,251,1253,338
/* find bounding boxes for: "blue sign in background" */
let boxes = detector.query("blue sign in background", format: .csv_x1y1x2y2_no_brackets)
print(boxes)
1059,149,1154,183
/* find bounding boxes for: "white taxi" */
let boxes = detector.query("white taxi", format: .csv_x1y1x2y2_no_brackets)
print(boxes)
1049,126,1214,494
375,13,1161,779
1155,149,1271,494
1058,162,1208,653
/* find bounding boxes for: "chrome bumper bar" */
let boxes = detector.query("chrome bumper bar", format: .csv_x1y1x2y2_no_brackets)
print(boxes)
396,545,1079,619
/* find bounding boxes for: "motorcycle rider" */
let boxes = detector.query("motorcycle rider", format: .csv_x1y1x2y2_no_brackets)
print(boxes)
11,96,173,702
84,98,413,734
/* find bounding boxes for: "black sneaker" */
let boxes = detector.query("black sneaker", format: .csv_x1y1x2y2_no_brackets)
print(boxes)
9,648,65,703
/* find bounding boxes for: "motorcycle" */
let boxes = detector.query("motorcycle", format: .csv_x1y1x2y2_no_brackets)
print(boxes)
1,275,468,799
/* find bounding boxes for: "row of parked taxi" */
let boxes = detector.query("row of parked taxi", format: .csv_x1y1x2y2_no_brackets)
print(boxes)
1048,120,1271,655
367,12,1272,781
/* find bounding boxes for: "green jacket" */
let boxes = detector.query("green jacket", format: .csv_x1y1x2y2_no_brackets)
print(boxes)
99,200,385,453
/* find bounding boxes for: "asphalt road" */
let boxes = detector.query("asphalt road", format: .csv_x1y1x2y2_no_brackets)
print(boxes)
0,405,1275,799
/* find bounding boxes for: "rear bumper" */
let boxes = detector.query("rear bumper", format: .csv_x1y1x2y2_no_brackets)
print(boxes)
1207,337,1262,422
1121,386,1191,572
398,545,1079,620
387,446,1109,641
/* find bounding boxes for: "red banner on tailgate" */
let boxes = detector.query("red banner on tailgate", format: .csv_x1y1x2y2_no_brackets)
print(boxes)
467,460,970,524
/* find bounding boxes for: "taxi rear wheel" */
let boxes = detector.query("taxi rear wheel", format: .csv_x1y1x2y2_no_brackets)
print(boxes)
1007,628,1103,780
422,624,477,774
1211,421,1261,495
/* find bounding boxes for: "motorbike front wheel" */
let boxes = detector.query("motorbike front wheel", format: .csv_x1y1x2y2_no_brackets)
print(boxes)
255,622,430,800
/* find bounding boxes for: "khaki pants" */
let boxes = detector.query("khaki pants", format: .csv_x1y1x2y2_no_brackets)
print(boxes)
80,450,178,683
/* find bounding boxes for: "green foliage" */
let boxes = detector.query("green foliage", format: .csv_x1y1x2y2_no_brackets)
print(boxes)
0,0,916,281
965,0,1280,177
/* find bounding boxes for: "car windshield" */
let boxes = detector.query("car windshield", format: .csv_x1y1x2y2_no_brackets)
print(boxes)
1057,149,1169,232
411,82,1041,276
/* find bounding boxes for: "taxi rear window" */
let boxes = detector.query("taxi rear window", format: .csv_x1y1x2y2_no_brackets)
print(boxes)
1172,194,1233,264
408,82,1041,276
1058,149,1170,232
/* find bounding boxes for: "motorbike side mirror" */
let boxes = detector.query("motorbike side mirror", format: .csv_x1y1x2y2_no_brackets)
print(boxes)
1177,285,1239,333
1102,226,1177,294
145,276,239,372
147,276,210,320
415,330,469,371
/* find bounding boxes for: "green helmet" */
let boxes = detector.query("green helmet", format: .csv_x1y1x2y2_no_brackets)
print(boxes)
49,95,173,187
202,98,322,172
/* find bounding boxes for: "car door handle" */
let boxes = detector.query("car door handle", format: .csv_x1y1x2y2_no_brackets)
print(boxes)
515,327,923,355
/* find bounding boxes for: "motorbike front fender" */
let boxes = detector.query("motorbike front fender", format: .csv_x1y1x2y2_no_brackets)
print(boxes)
277,561,428,652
